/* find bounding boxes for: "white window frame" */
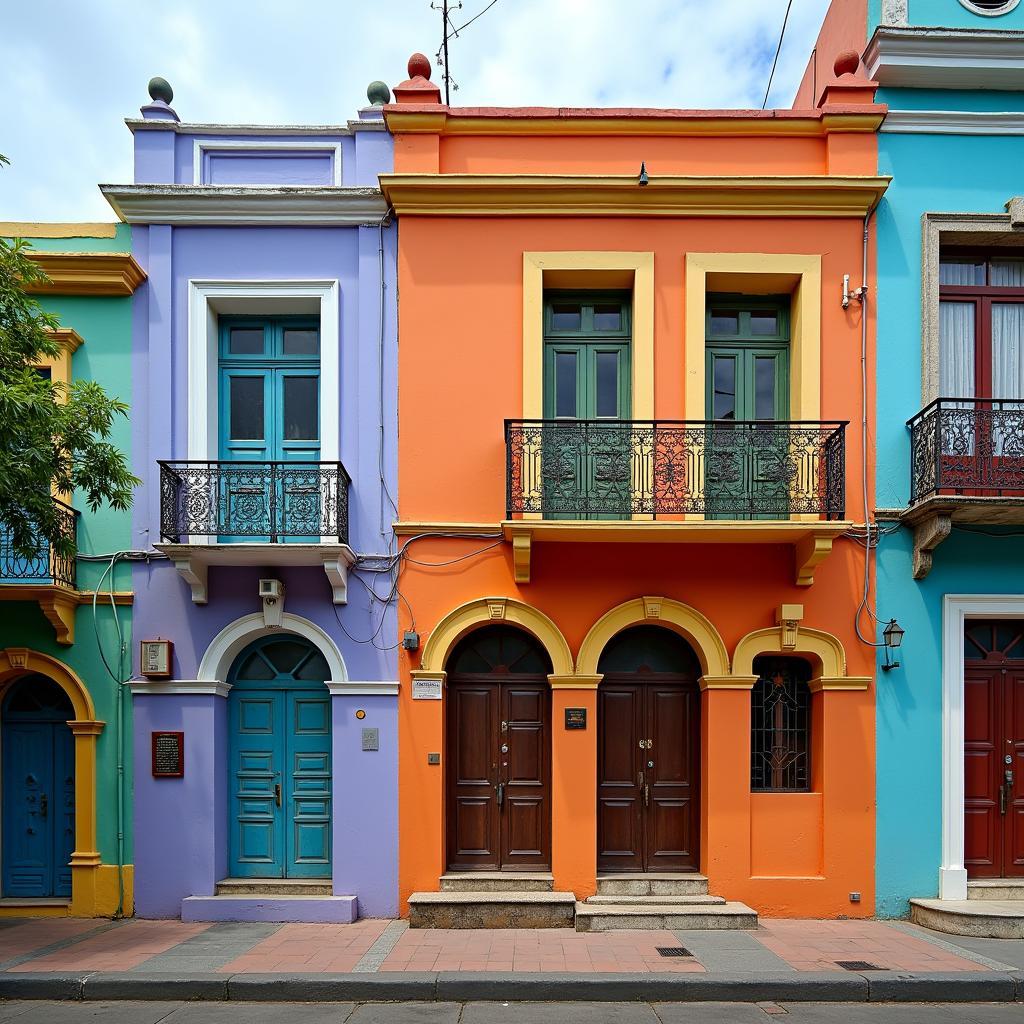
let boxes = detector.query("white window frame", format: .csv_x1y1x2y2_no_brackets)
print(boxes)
193,139,343,186
958,0,1021,17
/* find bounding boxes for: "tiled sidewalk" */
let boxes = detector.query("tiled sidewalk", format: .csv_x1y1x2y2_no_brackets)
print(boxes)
0,916,1012,976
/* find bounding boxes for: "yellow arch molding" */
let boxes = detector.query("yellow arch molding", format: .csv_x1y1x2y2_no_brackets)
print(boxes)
575,596,730,680
0,648,109,916
418,597,575,679
731,625,869,691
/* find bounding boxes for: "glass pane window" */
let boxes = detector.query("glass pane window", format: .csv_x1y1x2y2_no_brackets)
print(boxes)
551,304,582,331
282,328,319,355
712,356,736,419
595,351,619,417
750,657,811,792
710,310,739,335
229,377,265,439
749,310,778,336
554,352,577,417
229,327,265,355
990,259,1024,288
593,304,622,331
939,302,976,398
754,357,776,419
939,261,985,286
992,303,1024,400
283,377,318,440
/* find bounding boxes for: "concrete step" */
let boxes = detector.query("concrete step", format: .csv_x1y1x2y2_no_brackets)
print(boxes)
967,878,1024,901
440,872,554,893
215,877,332,897
910,898,1024,939
585,894,725,906
182,894,356,923
596,873,709,897
408,890,575,929
575,901,757,932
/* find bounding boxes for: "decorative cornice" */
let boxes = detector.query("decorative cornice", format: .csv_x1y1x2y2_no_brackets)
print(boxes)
129,679,231,697
24,252,146,296
46,327,84,354
379,174,890,218
124,119,356,136
101,185,389,226
865,26,1024,90
882,109,1024,134
393,521,503,536
326,680,400,696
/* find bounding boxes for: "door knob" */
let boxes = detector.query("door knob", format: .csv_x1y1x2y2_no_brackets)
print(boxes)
274,783,282,808
496,783,504,806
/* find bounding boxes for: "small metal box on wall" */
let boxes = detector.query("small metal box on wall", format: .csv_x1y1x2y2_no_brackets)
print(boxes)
140,639,173,678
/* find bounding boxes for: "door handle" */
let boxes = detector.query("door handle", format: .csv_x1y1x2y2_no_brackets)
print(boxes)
644,783,650,808
1001,770,1014,815
496,783,504,806
39,793,48,819
274,783,282,808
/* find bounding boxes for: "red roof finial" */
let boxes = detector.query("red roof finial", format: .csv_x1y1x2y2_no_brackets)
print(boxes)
408,53,432,80
833,50,860,77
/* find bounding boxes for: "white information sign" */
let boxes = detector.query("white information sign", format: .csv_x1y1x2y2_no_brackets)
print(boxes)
412,676,443,700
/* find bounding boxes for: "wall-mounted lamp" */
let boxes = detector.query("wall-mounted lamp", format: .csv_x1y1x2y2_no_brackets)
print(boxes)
881,617,905,671
842,273,867,310
638,162,649,187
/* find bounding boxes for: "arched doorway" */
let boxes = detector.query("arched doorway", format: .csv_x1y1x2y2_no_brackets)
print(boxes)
2,675,75,898
445,625,552,871
227,635,332,879
597,626,701,872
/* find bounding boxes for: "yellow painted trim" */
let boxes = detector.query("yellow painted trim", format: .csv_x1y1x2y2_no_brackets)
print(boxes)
548,674,602,690
385,112,885,138
576,596,730,678
380,174,890,218
809,675,871,692
394,521,502,536
25,252,147,296
0,222,118,239
419,597,574,677
0,902,70,918
732,625,848,679
700,674,757,690
501,519,849,543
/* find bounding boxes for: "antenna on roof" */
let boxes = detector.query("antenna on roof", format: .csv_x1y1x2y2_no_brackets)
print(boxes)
431,0,500,105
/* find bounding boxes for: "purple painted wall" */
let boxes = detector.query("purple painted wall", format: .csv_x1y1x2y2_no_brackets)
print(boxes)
125,98,398,919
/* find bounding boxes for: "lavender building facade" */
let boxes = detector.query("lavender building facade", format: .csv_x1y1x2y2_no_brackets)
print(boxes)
105,80,398,921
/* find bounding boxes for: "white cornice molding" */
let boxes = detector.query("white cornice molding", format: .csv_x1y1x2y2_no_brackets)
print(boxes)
882,109,1024,133
125,119,356,136
326,680,400,696
100,184,388,226
865,27,1024,89
129,679,231,697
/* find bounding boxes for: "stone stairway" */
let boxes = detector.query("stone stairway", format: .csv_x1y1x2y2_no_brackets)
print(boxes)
181,877,356,922
910,878,1024,939
408,873,576,928
575,874,758,932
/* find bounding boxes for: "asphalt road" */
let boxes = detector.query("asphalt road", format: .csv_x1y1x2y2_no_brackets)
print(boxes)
1,1002,1022,1023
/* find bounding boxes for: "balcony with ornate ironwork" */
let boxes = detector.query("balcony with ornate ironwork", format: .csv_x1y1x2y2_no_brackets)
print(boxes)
156,460,354,605
0,499,80,644
502,419,850,586
905,398,1024,578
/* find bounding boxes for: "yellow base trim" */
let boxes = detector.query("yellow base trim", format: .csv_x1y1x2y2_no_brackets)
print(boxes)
700,674,757,690
0,902,70,918
0,866,133,919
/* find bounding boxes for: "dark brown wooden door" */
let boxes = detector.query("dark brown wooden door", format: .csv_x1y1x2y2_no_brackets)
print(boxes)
597,677,699,872
446,678,550,870
965,664,1024,878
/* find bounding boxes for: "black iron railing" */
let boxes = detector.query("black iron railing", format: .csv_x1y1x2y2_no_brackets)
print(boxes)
0,499,78,589
909,398,1024,504
505,419,847,519
159,461,351,543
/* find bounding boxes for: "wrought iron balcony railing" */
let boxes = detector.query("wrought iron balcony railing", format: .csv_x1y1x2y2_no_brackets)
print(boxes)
909,398,1024,505
505,419,847,520
159,461,351,544
0,499,78,589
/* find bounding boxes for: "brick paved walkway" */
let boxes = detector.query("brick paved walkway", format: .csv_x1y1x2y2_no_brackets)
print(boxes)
0,917,1014,976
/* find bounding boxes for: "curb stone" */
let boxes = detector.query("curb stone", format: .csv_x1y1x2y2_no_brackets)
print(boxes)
226,972,438,1001
1016,973,1024,1001
0,973,90,1000
866,971,1018,1002
83,972,229,1001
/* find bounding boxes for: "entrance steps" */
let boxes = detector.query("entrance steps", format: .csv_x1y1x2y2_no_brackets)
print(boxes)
409,873,575,928
182,878,355,923
215,878,332,897
575,873,758,932
911,879,1024,939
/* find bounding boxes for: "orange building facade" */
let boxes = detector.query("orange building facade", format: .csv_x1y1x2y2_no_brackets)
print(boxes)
384,53,886,921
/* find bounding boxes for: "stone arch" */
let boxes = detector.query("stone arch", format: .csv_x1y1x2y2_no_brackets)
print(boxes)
0,647,96,721
732,624,867,690
575,597,730,680
197,612,348,685
418,597,574,679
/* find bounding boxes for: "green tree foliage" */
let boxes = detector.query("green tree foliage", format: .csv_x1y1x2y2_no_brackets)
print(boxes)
0,237,139,561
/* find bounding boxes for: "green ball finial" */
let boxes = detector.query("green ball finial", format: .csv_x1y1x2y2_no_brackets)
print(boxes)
367,81,391,106
148,77,173,104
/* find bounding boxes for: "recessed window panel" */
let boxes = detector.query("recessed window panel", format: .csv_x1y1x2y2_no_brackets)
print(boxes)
712,356,736,420
710,310,738,335
990,259,1024,288
755,357,776,419
283,328,319,355
593,304,622,331
555,352,577,417
283,377,319,440
939,261,985,286
229,327,265,355
596,351,619,417
750,310,778,336
551,304,582,331
229,377,265,439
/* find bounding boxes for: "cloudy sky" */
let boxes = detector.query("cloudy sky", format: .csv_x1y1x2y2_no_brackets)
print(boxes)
1,0,830,221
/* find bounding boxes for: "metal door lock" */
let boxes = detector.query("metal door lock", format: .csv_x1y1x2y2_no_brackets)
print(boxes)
501,744,509,753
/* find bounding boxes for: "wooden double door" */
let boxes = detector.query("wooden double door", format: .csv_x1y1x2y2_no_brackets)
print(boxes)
597,677,700,872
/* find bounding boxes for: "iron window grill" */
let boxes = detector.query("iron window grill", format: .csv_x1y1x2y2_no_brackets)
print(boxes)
750,656,812,793
0,499,78,590
505,419,846,519
158,461,350,544
908,398,1024,504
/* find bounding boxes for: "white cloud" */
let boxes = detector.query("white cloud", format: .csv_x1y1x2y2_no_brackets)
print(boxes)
0,0,829,221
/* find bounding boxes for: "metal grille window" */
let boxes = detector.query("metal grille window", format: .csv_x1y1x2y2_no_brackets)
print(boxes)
750,656,812,792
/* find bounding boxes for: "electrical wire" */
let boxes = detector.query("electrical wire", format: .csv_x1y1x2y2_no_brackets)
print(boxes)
761,0,794,110
451,0,498,34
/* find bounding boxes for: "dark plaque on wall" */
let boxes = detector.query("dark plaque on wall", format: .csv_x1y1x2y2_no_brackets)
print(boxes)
152,731,184,778
564,707,587,730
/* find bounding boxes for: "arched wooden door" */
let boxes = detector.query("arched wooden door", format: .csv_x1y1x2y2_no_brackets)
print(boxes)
445,625,552,871
227,635,332,879
2,675,75,898
597,626,701,872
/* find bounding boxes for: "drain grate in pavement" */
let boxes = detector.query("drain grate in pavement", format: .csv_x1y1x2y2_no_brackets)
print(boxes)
657,946,693,958
835,960,884,971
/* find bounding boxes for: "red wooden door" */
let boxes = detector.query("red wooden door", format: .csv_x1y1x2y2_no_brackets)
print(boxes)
446,678,550,871
597,678,699,872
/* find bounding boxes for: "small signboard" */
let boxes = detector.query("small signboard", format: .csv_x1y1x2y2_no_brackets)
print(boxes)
140,639,172,679
152,731,184,778
565,707,587,730
361,727,380,751
412,676,442,700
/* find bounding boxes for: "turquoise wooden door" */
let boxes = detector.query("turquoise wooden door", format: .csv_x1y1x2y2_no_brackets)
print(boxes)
218,318,321,541
542,295,631,519
2,676,75,898
228,637,332,879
